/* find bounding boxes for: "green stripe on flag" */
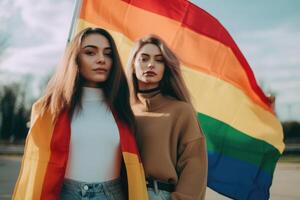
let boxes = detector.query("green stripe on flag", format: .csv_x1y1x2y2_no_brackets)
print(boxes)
198,113,281,175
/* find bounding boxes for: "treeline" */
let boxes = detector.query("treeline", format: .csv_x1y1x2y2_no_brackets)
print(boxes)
282,121,300,143
0,83,32,143
0,83,299,143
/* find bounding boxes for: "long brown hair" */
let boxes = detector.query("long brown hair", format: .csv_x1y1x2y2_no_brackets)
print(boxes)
40,27,135,128
127,34,192,105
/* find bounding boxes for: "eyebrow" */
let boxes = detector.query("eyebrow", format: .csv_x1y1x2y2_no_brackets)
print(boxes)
141,53,162,57
83,45,97,49
83,45,111,50
141,53,150,57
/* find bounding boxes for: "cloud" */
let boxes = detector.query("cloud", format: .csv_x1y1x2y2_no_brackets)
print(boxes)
0,0,73,76
236,24,300,121
1,44,63,75
1,0,299,121
238,24,300,70
191,0,300,121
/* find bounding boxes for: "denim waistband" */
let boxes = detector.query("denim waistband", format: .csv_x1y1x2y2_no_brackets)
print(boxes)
63,178,122,192
62,177,123,199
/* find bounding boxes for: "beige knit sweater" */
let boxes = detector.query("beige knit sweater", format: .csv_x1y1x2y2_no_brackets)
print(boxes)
132,91,208,200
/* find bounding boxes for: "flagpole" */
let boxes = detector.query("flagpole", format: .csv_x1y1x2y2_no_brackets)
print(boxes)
67,0,83,43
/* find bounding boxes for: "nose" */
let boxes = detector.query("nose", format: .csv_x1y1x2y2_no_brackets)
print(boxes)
147,61,155,69
97,54,105,65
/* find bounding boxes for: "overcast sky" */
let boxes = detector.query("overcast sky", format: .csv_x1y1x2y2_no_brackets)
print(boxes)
193,0,300,121
0,0,299,121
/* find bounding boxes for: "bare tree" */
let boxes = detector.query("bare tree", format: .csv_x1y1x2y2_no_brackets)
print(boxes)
0,83,30,142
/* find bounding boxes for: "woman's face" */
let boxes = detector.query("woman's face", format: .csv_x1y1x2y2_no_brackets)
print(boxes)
78,33,112,87
134,43,165,90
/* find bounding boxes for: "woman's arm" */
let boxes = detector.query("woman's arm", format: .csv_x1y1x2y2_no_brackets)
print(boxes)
172,104,208,200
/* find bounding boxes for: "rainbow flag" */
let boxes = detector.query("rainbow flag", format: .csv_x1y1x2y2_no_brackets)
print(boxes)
73,0,285,199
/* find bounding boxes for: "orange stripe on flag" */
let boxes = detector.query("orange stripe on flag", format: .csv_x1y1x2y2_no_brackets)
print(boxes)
120,0,271,108
79,0,272,113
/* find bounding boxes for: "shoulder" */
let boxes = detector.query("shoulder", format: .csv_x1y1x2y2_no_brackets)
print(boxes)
32,98,44,110
170,100,204,142
30,97,49,115
131,102,145,114
29,97,50,122
165,97,195,116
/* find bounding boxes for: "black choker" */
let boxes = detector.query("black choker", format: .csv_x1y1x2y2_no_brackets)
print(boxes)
138,87,160,94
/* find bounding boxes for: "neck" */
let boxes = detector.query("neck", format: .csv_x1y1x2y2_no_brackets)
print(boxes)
83,82,98,88
81,87,104,102
138,86,160,94
136,90,168,111
137,81,160,90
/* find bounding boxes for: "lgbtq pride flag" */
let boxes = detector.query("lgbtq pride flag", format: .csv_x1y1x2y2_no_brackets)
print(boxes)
71,0,285,199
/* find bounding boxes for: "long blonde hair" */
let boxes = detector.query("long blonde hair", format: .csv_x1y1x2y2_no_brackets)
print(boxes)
40,27,135,128
127,34,192,105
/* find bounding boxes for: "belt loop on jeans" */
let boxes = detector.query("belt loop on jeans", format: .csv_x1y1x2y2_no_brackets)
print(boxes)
153,180,159,194
146,177,175,193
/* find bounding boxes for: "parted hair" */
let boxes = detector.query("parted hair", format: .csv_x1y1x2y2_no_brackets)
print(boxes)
127,34,192,105
39,27,135,129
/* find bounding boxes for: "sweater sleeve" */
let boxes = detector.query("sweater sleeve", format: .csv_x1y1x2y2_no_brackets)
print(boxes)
172,105,208,200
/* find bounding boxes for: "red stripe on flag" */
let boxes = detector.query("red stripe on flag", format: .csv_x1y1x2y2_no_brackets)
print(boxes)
112,111,141,161
122,0,188,22
121,0,271,107
40,111,70,199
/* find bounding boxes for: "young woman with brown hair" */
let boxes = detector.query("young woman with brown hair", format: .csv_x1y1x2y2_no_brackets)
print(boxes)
127,35,208,200
13,27,148,200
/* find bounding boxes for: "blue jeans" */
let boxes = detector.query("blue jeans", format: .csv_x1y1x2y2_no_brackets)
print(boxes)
60,178,126,200
147,187,171,200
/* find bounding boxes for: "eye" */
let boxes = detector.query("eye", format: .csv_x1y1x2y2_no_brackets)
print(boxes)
85,50,96,56
140,56,149,62
156,58,164,63
155,56,164,63
103,49,112,57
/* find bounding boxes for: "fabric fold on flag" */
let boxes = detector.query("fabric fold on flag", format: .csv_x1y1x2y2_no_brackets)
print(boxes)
74,0,285,199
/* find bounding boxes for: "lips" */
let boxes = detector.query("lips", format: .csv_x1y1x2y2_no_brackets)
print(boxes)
143,71,157,76
92,68,108,73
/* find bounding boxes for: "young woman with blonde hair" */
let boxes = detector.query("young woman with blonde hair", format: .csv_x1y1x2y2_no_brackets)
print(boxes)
127,35,208,200
13,27,148,200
